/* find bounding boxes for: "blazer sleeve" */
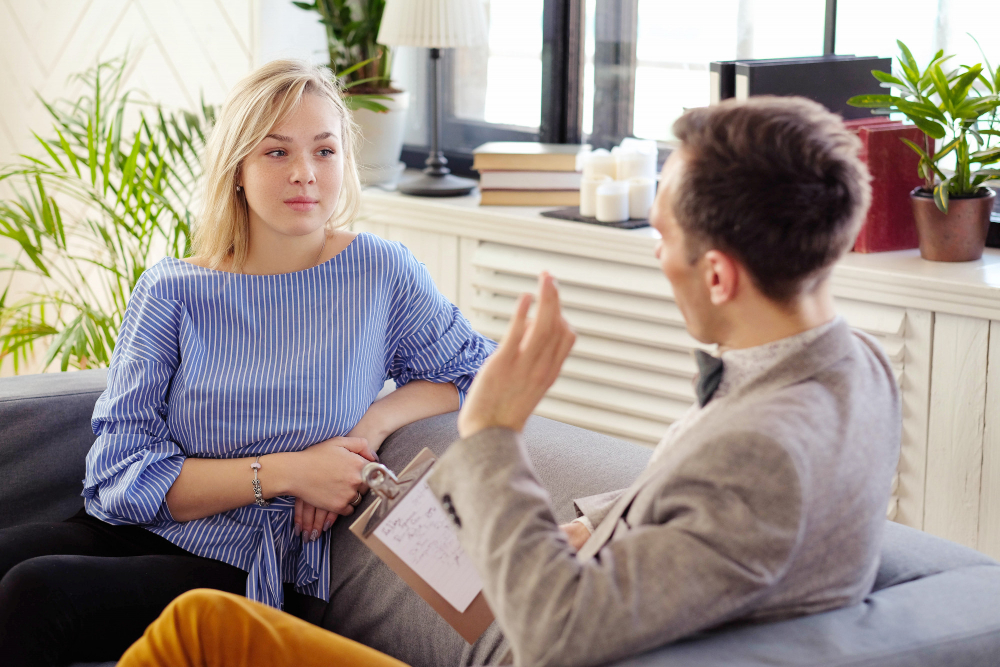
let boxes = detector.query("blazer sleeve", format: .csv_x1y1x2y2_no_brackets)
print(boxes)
82,275,187,526
573,488,627,529
386,248,496,404
427,427,804,667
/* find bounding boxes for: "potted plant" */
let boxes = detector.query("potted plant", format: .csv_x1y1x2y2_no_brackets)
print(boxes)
848,39,1000,262
294,0,409,186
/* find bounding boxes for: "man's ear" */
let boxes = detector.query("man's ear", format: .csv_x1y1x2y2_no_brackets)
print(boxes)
703,249,739,306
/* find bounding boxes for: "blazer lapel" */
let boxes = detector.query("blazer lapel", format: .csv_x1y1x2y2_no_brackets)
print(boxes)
574,320,855,563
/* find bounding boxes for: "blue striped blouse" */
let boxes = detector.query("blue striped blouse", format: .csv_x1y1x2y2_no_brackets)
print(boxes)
82,233,496,609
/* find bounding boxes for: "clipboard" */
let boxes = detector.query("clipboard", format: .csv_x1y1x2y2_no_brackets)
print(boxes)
349,448,495,643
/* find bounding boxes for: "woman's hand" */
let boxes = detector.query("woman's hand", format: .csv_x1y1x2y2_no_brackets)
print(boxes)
284,437,378,541
294,499,336,543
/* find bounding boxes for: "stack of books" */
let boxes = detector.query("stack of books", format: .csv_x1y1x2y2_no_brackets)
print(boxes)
472,142,585,206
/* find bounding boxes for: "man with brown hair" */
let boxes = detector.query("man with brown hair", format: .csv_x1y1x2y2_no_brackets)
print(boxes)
426,95,901,665
117,96,902,667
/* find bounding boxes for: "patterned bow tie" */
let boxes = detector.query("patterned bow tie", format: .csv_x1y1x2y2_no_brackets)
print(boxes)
693,350,724,407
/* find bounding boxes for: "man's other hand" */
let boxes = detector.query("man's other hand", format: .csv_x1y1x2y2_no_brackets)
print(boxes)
560,521,591,551
457,272,576,438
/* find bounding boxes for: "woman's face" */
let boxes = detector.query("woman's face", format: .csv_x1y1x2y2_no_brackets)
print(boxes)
239,93,345,241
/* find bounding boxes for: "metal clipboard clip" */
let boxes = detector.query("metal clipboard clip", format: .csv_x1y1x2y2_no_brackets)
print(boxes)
360,453,436,537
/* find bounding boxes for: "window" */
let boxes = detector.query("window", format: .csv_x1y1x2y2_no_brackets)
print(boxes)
836,0,1000,73
630,0,828,142
396,1,980,174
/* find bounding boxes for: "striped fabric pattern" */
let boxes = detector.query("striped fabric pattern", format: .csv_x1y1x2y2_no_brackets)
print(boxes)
82,233,496,608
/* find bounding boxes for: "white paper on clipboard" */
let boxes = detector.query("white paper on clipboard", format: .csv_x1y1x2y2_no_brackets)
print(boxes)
372,477,483,612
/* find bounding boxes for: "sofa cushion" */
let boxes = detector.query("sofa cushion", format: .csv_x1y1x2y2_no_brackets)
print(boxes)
0,369,107,529
872,519,997,591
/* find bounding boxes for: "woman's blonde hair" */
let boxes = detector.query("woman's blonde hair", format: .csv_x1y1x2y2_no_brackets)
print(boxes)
192,59,362,270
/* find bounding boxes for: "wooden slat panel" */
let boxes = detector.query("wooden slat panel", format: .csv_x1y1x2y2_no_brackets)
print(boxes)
473,243,671,299
473,292,704,353
894,309,932,529
535,397,666,445
473,269,682,325
473,316,697,377
979,320,1000,560
834,297,906,336
924,313,988,549
547,376,686,424
560,357,695,402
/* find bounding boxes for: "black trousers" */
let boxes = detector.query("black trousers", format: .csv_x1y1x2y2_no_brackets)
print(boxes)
0,509,249,667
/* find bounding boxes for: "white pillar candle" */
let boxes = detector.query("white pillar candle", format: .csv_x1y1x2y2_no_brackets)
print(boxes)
580,175,611,217
582,148,617,180
616,151,648,181
596,181,630,223
629,178,656,219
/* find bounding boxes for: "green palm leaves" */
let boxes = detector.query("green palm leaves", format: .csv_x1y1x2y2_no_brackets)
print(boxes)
0,58,211,372
848,38,1000,213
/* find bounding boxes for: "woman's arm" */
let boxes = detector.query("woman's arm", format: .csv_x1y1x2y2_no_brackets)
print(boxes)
291,381,460,539
347,380,460,451
165,438,377,523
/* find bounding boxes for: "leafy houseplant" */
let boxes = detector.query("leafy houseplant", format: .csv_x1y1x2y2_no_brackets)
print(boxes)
294,0,410,185
0,58,211,373
293,0,398,111
848,40,999,261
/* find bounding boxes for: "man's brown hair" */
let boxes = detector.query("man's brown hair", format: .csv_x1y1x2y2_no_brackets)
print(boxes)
671,96,871,302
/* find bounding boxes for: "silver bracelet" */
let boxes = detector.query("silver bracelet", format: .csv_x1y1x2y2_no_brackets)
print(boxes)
250,455,270,508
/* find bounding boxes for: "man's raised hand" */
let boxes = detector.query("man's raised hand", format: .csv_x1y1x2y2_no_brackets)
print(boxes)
458,272,576,438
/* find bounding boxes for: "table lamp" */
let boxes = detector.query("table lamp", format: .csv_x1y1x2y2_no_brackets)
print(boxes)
377,0,488,196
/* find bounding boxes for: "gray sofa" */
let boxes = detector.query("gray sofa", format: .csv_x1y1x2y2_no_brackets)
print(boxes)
2,369,1000,667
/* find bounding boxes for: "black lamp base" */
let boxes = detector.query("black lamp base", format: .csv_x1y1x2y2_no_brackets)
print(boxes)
397,171,478,197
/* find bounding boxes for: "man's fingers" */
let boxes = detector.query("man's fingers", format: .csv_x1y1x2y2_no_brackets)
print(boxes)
522,273,567,367
499,292,532,357
547,323,576,386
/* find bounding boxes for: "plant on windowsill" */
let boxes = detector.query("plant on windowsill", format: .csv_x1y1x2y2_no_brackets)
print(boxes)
0,58,210,373
848,38,1000,262
293,0,410,186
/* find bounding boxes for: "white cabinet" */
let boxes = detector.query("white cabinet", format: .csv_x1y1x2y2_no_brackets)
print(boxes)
355,186,1000,560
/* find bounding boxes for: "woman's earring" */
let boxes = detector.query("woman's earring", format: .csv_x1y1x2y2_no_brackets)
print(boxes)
236,185,243,192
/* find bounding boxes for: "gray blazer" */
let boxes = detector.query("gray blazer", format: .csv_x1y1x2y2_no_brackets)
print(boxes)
428,320,901,667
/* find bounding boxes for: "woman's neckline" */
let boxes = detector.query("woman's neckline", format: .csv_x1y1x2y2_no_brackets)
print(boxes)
169,232,363,277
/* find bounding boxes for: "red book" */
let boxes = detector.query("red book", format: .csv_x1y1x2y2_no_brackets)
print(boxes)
843,118,924,253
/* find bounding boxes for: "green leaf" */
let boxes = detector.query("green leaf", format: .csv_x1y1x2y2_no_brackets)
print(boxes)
907,115,947,139
952,66,984,103
872,70,907,87
846,94,898,108
929,64,957,116
972,147,1000,164
337,56,378,79
897,40,920,83
31,131,65,171
86,116,98,186
934,178,951,213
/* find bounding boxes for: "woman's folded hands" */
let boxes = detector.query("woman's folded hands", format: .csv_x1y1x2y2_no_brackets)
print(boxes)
282,436,378,543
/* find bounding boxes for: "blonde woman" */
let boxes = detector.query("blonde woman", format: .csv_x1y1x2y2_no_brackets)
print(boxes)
0,60,495,667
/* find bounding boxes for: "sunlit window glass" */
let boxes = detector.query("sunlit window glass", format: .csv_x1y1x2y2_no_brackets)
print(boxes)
631,0,826,142
452,0,544,129
837,0,1000,75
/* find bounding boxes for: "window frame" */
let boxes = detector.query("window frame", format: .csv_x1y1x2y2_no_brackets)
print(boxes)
402,0,841,177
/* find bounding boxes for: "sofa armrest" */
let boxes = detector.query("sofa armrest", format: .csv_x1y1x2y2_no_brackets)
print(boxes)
0,369,107,529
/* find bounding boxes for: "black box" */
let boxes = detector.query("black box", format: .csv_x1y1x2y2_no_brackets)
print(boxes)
732,55,890,119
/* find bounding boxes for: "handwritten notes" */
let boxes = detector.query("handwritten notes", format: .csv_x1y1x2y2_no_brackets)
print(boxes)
374,478,483,612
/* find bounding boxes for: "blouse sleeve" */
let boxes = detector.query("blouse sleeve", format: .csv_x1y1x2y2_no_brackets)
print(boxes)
386,247,496,404
83,274,187,526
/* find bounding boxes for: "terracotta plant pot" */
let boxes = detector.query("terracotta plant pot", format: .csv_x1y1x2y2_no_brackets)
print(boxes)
910,186,996,262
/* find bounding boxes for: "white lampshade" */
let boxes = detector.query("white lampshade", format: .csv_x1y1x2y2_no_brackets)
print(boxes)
378,0,488,49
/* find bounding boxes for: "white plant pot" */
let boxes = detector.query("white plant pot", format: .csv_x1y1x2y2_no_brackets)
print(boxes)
351,91,409,186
